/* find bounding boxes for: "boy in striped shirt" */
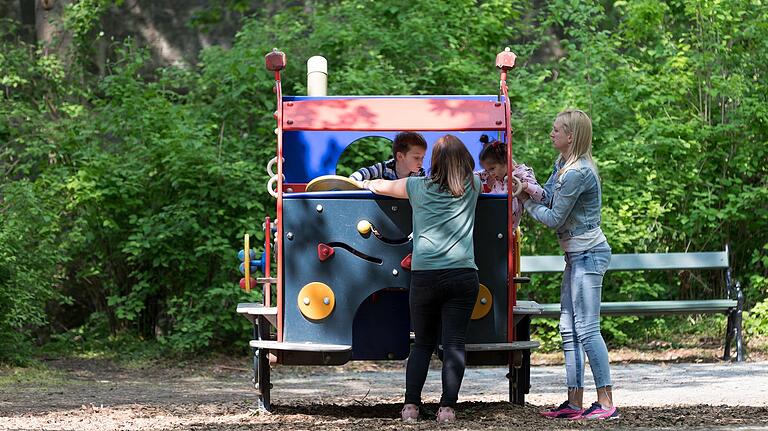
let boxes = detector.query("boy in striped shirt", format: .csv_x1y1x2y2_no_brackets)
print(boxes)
350,132,427,181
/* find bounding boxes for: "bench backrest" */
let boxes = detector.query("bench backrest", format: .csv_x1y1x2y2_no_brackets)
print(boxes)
520,250,729,273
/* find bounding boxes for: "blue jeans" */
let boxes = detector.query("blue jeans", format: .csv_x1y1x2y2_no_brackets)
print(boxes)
560,242,612,389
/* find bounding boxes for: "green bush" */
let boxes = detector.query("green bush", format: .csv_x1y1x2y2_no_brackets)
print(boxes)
0,181,69,364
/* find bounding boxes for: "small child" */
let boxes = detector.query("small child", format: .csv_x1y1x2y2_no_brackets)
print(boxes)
350,132,427,181
475,134,546,228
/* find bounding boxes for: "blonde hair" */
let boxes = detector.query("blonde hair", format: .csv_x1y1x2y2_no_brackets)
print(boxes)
555,109,598,176
429,134,475,197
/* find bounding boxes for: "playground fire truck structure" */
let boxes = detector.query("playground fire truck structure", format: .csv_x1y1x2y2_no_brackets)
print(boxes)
237,48,542,411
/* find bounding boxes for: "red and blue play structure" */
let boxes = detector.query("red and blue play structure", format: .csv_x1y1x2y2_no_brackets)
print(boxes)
236,48,542,411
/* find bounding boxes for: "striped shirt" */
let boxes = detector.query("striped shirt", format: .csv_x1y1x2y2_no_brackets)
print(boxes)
349,158,425,181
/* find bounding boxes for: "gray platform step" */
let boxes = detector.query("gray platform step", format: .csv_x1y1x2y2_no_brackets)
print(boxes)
249,340,352,352
237,303,278,327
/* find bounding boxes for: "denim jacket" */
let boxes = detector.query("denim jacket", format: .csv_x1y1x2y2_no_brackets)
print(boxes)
524,157,602,240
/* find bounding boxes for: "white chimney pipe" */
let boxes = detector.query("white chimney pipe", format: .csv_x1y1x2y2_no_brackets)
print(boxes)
307,56,328,96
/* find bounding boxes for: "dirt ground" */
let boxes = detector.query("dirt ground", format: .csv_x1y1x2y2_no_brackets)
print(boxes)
1,348,768,431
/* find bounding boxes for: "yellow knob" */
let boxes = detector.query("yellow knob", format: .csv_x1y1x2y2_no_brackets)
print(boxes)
357,220,372,235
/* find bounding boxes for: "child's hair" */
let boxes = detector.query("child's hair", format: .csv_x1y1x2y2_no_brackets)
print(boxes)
430,134,475,197
555,109,597,175
478,134,507,165
393,131,427,157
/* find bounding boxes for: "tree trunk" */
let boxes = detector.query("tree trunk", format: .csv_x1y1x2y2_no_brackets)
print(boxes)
34,0,71,56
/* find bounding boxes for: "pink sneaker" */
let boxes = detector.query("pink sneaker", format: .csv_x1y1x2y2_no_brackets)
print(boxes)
540,401,584,419
401,403,419,421
436,406,455,423
571,402,619,420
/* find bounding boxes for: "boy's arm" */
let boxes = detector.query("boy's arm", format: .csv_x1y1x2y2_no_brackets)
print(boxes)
349,161,384,181
360,178,409,199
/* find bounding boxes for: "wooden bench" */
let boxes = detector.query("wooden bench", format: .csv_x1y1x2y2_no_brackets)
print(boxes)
520,248,745,361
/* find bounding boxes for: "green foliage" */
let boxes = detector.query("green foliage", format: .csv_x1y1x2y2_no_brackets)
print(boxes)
0,181,69,365
1,0,767,360
531,317,560,351
63,0,118,47
57,42,264,349
746,299,768,338
40,311,176,363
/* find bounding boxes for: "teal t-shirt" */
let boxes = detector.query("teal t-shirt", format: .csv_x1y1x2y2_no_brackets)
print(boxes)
406,175,481,271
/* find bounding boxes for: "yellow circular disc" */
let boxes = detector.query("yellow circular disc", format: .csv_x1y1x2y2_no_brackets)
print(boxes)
297,282,335,320
471,283,493,320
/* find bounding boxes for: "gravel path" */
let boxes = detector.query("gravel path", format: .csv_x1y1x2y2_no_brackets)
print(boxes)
1,358,767,430
272,360,768,406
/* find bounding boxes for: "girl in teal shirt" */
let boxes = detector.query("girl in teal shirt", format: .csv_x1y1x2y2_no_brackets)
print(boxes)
358,134,480,423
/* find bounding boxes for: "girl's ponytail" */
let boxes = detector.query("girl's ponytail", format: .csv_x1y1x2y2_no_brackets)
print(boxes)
478,134,506,165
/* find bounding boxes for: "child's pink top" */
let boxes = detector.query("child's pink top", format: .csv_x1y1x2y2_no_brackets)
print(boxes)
475,164,546,229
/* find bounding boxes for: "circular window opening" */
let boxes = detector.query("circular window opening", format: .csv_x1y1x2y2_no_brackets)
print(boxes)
335,136,393,177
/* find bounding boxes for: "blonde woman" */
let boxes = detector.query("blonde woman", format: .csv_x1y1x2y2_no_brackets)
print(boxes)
358,134,481,423
521,110,618,420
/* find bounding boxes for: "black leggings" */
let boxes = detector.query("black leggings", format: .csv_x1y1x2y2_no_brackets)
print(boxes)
405,268,479,408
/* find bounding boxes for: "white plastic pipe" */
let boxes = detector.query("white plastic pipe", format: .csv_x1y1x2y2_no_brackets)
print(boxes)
307,56,328,96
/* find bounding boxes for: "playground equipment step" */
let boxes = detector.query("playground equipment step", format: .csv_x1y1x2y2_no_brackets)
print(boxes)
249,340,352,352
237,303,278,327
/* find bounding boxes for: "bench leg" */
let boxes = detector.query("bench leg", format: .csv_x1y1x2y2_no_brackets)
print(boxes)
724,282,746,362
734,281,745,362
723,310,734,361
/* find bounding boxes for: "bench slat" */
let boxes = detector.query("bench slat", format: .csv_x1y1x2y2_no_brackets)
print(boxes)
513,300,543,315
464,341,540,352
521,251,728,273
538,300,737,317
